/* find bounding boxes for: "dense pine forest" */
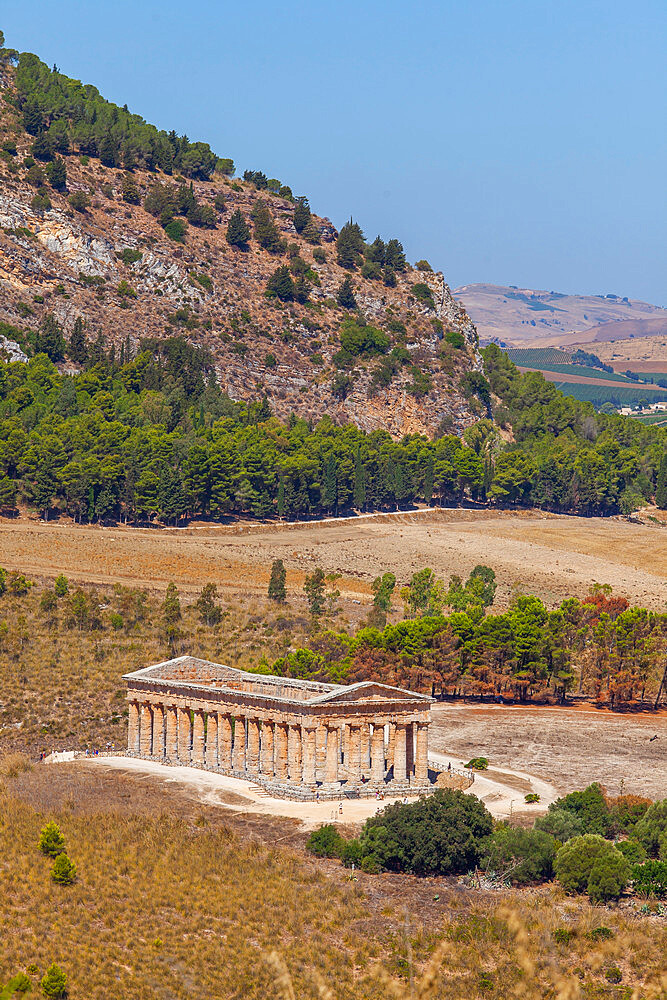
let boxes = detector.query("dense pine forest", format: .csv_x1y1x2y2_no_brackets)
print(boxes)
0,334,665,522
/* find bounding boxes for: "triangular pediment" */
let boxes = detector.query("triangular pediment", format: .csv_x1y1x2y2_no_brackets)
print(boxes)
310,681,431,706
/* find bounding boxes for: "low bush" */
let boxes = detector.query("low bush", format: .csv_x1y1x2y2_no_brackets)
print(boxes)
39,821,65,858
51,852,77,885
534,807,583,842
465,757,488,770
40,964,67,999
631,860,667,898
524,793,540,804
615,838,647,864
306,824,343,858
634,799,667,857
481,825,556,885
554,834,628,902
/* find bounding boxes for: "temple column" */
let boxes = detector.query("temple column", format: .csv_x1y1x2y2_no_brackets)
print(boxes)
260,720,275,776
361,723,371,778
205,711,218,767
166,706,178,758
415,722,429,783
405,722,415,777
275,722,289,780
247,718,260,774
140,703,153,755
371,723,385,783
233,717,246,771
218,713,233,769
341,724,351,778
302,726,317,785
178,707,191,762
387,723,396,772
152,703,165,758
127,701,140,752
316,724,327,781
393,723,407,782
192,709,205,764
347,724,361,784
287,724,302,782
325,725,340,784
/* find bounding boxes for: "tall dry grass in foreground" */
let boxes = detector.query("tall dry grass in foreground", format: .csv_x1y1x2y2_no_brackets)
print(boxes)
0,780,665,1000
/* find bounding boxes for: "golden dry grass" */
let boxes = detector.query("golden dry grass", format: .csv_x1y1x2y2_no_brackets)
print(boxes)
1,769,666,1000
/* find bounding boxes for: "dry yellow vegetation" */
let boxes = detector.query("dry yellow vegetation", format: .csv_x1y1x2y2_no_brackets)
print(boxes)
1,765,666,1000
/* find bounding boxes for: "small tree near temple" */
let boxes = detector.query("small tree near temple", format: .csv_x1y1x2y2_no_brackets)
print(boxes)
304,567,326,619
40,964,67,999
39,821,65,858
195,582,222,626
54,574,69,597
162,581,181,651
268,559,287,602
51,853,77,885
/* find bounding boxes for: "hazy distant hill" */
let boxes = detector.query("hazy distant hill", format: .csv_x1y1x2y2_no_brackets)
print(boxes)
455,282,667,348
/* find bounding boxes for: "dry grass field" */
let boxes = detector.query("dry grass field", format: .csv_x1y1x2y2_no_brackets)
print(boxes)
1,507,665,610
1,761,666,1000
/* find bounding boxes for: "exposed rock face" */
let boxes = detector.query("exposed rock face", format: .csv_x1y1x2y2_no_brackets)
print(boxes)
0,112,484,438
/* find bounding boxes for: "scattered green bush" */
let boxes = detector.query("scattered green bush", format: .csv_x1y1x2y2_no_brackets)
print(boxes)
51,853,77,885
634,799,667,857
445,329,465,349
68,190,89,212
631,860,667,898
615,838,647,864
481,825,556,885
306,824,344,858
465,757,488,770
554,834,628,902
410,282,435,310
534,807,583,842
524,793,540,804
119,248,142,265
40,964,67,999
38,821,65,857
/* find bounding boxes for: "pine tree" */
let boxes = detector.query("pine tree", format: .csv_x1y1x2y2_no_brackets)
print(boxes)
40,964,68,999
424,455,434,505
268,558,287,602
385,238,406,271
162,582,181,650
656,453,667,508
293,196,311,233
251,201,283,252
46,158,67,191
337,275,357,309
266,266,294,301
277,476,285,518
354,446,366,510
39,821,66,857
226,208,250,248
195,582,222,625
51,853,77,885
37,313,65,361
336,220,364,268
304,567,326,618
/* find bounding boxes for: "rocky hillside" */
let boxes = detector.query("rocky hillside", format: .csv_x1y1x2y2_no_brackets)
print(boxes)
0,45,484,439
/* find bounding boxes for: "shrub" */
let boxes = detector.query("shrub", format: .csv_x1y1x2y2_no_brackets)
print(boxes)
119,248,142,265
109,612,124,630
615,838,646,864
54,574,69,597
549,783,612,837
554,834,628,901
604,967,622,984
415,259,432,272
68,191,89,212
2,972,31,995
117,280,136,299
340,838,364,868
524,793,540,804
589,926,614,941
445,329,465,349
40,963,67,998
358,788,493,876
333,318,389,367
51,853,77,885
312,247,326,263
631,860,667,898
634,799,667,857
481,825,556,885
264,353,277,368
608,793,652,835
336,275,356,309
534,807,583,842
306,824,344,858
587,850,629,903
226,208,251,249
411,282,435,310
553,928,575,945
39,821,65,857
465,757,488,770
164,219,186,242
265,266,295,302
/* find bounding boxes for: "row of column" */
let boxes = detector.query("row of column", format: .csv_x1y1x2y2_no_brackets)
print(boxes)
128,702,429,785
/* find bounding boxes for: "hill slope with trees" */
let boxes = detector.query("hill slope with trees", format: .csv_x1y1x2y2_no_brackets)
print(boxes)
0,36,483,439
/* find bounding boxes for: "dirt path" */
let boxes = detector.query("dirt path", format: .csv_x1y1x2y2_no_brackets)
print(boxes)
66,751,558,827
2,507,665,608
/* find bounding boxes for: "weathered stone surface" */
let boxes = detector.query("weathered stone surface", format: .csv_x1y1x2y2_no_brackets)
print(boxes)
125,656,435,799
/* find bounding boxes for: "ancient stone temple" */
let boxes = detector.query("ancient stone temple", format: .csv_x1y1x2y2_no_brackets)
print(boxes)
124,655,435,799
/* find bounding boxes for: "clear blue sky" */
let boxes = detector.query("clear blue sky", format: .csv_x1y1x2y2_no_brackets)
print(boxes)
3,1,666,303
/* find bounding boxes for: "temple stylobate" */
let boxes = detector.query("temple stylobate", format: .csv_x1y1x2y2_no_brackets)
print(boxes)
124,655,436,799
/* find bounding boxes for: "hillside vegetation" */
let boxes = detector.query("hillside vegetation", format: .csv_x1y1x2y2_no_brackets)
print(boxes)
0,39,482,439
